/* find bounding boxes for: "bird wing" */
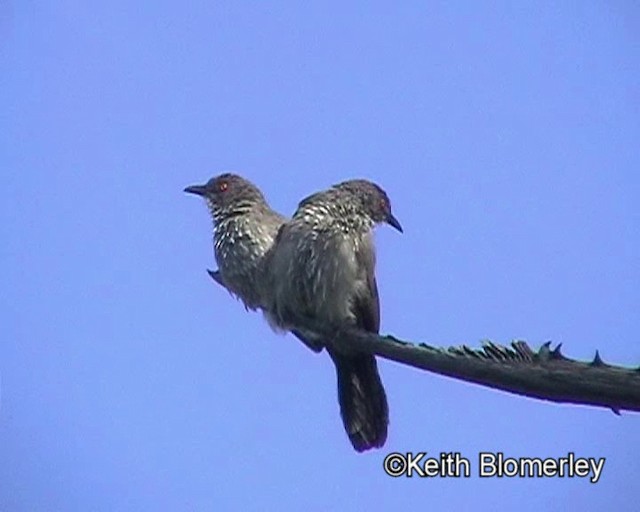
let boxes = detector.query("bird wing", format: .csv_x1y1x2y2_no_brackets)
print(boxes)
353,241,380,334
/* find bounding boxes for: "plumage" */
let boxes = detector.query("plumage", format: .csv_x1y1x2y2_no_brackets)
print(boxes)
265,179,402,451
184,172,323,350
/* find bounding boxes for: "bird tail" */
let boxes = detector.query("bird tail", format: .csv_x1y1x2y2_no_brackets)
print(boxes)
328,350,389,452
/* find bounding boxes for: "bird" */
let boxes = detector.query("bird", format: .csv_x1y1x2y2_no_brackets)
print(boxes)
264,179,403,452
184,173,322,352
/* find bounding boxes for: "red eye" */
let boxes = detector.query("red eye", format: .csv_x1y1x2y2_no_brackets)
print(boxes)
218,181,228,192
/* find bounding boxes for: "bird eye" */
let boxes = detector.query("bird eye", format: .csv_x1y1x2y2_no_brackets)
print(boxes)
218,181,228,192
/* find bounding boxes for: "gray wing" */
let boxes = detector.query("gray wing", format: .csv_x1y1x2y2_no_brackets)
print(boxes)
266,223,312,324
352,243,380,334
329,238,387,451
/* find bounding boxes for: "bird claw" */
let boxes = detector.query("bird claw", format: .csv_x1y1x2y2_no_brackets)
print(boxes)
206,268,225,287
328,326,357,356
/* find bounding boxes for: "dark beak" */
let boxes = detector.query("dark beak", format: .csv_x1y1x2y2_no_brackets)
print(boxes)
184,184,208,196
387,213,403,233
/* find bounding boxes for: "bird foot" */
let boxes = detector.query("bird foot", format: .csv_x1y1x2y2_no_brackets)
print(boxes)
327,326,358,356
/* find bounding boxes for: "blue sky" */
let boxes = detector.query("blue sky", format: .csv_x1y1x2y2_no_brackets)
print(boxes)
1,2,638,510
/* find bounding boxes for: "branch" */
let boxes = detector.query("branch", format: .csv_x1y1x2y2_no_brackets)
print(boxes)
332,330,640,414
206,270,640,414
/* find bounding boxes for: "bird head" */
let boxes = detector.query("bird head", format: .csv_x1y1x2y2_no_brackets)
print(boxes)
184,173,267,222
334,179,403,233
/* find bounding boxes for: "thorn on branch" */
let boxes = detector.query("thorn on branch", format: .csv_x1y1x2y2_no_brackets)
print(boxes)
538,341,552,361
591,350,606,367
551,343,566,361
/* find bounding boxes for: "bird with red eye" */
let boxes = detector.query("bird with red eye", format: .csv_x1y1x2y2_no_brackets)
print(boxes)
263,177,402,451
332,179,403,233
184,173,268,220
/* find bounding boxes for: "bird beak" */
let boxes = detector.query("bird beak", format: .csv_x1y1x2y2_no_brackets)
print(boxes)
386,213,403,233
184,184,207,196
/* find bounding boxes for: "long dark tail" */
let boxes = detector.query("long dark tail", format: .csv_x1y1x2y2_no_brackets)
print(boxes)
328,349,389,452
